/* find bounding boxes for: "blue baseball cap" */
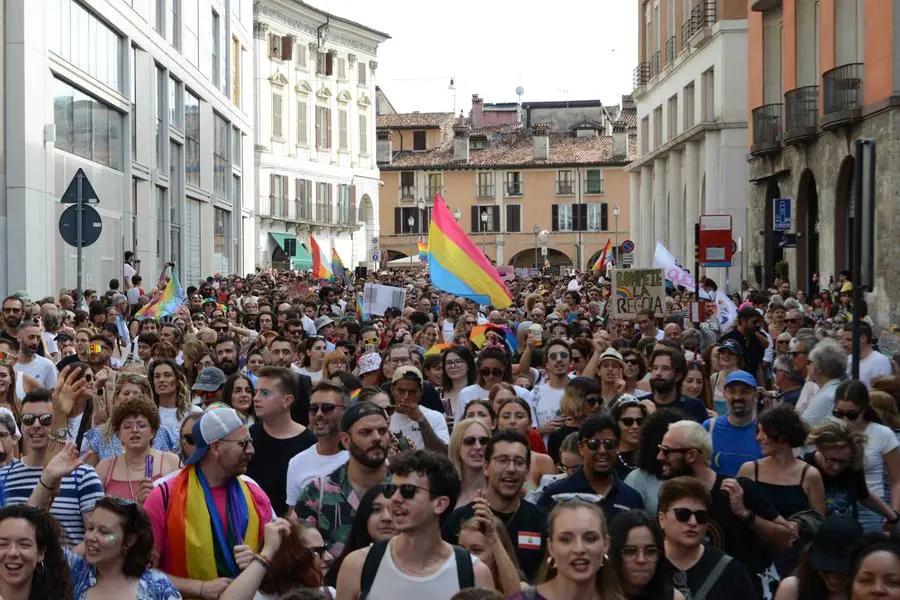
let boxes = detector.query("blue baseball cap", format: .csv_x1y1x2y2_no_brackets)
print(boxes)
724,370,757,389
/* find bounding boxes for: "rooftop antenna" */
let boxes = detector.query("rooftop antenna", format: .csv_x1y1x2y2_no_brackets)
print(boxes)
515,86,524,127
449,77,456,115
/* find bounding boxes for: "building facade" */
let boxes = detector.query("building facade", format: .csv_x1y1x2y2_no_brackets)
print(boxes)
0,0,254,298
627,0,749,288
253,0,387,273
376,94,636,271
747,0,900,329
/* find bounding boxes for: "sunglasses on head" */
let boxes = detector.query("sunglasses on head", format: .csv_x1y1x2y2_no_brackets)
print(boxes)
620,417,644,427
463,435,489,447
382,482,430,500
480,368,504,378
583,438,617,452
309,403,339,415
21,413,53,427
672,507,710,524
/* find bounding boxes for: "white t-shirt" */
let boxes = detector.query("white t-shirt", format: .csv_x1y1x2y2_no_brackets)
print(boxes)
158,406,180,432
529,382,567,427
292,365,322,384
14,356,58,390
123,262,136,284
456,383,533,416
864,421,900,497
390,406,450,449
41,332,59,358
442,319,455,343
126,286,141,305
851,352,893,389
285,445,349,508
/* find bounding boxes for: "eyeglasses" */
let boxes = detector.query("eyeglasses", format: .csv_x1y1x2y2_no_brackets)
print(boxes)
785,318,800,324
463,436,489,447
583,396,601,407
548,351,570,361
672,507,710,524
0,432,11,440
480,368,504,378
218,437,254,451
182,433,195,445
309,403,339,415
558,463,581,476
623,358,641,366
583,438,618,452
382,483,430,500
120,422,150,432
213,327,229,333
21,413,53,427
657,444,695,456
621,545,661,560
832,408,862,421
553,493,602,503
620,417,644,427
445,359,466,368
491,455,528,470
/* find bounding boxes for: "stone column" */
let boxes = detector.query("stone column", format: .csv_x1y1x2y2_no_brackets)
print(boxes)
640,166,653,266
653,158,667,262
667,149,684,258
684,141,700,261
703,131,721,213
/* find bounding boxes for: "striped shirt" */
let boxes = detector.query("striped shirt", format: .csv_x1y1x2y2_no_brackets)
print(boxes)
0,460,104,545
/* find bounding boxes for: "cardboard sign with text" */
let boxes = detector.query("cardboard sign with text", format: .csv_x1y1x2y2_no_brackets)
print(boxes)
611,268,665,318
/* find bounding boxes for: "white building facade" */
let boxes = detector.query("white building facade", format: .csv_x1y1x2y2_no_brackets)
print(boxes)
253,1,387,273
626,0,748,289
0,0,255,298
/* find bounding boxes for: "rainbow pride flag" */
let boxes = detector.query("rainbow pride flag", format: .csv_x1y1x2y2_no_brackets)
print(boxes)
310,235,333,280
592,238,613,273
417,240,429,264
332,248,349,285
427,195,512,308
135,269,185,320
355,292,369,321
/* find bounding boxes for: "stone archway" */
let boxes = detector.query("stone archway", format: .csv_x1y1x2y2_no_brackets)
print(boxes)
508,248,573,271
357,194,375,266
834,157,855,274
796,170,819,295
763,179,784,288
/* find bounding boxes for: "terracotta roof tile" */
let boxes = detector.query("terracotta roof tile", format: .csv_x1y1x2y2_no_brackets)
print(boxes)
376,112,455,129
616,108,637,129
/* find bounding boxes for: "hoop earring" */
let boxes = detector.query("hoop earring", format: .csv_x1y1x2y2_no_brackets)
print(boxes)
601,554,608,567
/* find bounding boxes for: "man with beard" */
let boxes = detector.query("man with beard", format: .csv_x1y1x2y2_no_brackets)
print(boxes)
14,323,57,390
295,400,391,557
537,413,644,519
245,366,315,513
2,296,45,356
703,370,764,477
657,420,793,599
267,336,312,426
720,306,766,385
286,382,350,514
646,347,708,423
214,335,241,376
442,429,548,582
144,405,273,600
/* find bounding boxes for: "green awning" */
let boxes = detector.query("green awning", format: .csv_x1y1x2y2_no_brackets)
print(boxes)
291,244,313,270
269,232,290,251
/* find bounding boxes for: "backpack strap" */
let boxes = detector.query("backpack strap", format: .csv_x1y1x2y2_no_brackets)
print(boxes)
453,545,475,590
693,554,732,600
799,463,810,485
359,539,390,600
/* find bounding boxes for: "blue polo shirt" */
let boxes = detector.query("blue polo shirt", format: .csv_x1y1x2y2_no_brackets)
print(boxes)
536,468,645,519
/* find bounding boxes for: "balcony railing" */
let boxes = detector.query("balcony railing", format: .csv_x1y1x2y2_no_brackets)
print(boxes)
476,184,494,199
505,182,522,196
665,35,676,66
556,181,574,195
649,51,660,79
633,62,650,88
400,184,415,199
750,103,782,156
314,202,333,224
267,195,288,218
295,200,313,221
682,0,716,47
783,85,818,145
822,63,864,126
425,185,443,200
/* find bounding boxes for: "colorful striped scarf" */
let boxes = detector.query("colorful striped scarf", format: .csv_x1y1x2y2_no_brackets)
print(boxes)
165,466,261,580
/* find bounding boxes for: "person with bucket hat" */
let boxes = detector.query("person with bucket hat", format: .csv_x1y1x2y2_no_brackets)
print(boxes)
143,405,274,599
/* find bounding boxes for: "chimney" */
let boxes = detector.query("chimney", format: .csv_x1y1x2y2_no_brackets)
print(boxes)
453,120,470,162
376,129,392,164
532,123,550,161
612,132,627,158
471,94,484,129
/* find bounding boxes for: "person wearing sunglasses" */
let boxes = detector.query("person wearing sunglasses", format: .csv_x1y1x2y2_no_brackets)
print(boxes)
457,347,530,417
388,366,449,453
530,339,574,441
178,413,200,464
335,450,494,599
611,396,648,480
659,476,756,600
537,413,644,519
546,377,602,464
448,418,492,510
286,382,350,516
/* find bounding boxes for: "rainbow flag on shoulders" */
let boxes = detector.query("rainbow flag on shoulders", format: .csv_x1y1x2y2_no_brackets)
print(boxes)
427,195,512,308
310,235,333,280
135,269,185,320
355,292,369,321
417,240,429,264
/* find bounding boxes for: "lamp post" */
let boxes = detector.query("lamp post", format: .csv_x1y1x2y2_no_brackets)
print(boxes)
417,197,426,241
407,215,414,267
533,224,540,269
480,210,489,255
453,208,461,222
613,204,620,266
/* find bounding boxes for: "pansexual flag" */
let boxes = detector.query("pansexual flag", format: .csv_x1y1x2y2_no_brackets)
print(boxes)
427,195,512,308
417,240,429,264
355,292,369,321
592,238,613,273
135,269,186,320
310,235,333,280
332,248,349,285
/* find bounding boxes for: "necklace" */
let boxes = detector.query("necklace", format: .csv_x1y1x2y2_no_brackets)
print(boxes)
618,450,638,471
123,453,150,502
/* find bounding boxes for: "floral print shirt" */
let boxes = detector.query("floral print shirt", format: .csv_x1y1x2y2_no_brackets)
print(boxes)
80,425,180,461
67,549,181,600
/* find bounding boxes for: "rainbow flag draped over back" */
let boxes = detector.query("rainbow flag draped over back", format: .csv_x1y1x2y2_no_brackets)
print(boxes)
592,238,613,273
427,195,512,308
417,240,429,264
331,248,349,285
135,269,186,320
310,235,333,280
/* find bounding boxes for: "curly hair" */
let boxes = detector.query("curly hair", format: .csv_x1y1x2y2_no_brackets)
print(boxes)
110,397,161,435
759,403,809,448
389,450,461,525
0,505,72,600
92,496,154,577
806,417,868,471
260,520,323,595
636,408,684,475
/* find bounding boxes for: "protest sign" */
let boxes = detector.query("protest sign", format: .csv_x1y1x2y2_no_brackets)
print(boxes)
362,283,407,317
611,268,665,318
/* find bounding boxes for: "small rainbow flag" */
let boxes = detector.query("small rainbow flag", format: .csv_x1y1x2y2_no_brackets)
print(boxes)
417,240,429,264
427,195,512,308
355,292,369,321
470,324,518,353
310,235,333,280
332,248,349,285
135,269,186,320
592,238,612,273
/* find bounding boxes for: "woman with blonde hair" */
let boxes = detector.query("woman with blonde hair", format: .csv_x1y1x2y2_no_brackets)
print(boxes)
323,349,349,380
0,361,22,426
449,417,492,510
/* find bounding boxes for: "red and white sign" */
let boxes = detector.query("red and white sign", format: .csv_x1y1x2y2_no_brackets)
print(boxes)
699,214,733,267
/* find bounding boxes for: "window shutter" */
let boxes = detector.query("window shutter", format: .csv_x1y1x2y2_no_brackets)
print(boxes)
325,53,333,76
282,36,293,61
575,204,588,231
471,206,479,232
491,206,501,232
507,205,521,233
394,207,401,234
552,204,559,232
601,203,609,231
315,108,322,148
326,108,332,148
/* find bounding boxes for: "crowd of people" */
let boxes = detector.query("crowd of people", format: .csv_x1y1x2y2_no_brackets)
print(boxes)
0,257,897,600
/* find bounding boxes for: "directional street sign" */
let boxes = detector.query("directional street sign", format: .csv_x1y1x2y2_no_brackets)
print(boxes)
60,168,100,204
59,204,103,247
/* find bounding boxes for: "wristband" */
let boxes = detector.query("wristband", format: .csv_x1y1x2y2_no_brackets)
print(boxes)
252,553,271,569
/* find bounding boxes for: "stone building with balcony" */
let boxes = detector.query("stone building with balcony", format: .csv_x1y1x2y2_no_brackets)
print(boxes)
747,0,900,329
253,0,388,271
376,93,637,271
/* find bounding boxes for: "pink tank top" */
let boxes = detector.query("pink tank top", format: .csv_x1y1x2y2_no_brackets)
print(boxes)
103,455,164,502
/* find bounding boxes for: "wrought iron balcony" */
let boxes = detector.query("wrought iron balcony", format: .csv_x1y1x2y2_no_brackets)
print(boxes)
633,62,650,88
751,103,782,156
665,36,677,66
649,51,660,79
555,181,574,195
822,63,864,130
682,0,716,48
783,86,818,145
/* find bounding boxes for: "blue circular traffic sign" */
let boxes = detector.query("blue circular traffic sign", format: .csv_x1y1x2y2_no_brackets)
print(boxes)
622,239,635,253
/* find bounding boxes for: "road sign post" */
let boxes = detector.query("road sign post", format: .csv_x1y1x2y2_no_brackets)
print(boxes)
58,169,101,304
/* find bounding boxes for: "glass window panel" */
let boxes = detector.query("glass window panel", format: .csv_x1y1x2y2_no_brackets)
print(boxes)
108,106,122,170
73,88,92,158
232,127,241,167
54,79,74,153
92,99,108,163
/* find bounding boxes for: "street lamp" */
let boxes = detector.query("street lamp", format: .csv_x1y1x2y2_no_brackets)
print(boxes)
532,224,540,269
417,197,426,241
612,204,620,266
453,208,461,222
407,215,414,267
480,210,489,255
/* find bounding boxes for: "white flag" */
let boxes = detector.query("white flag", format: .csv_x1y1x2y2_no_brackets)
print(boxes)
715,290,738,331
652,242,696,289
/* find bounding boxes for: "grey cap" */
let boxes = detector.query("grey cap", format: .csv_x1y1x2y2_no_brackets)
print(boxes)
314,316,335,331
192,367,227,392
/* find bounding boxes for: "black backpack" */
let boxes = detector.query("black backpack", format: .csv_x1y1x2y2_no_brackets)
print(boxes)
359,539,475,599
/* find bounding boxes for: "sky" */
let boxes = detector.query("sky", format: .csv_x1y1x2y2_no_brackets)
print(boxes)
323,0,639,114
